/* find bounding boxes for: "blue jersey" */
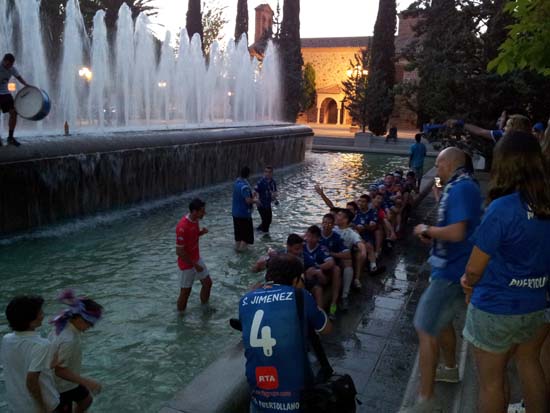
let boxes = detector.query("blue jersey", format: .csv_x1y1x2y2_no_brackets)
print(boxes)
410,142,427,168
240,285,327,413
320,231,348,254
303,244,332,270
490,129,504,142
471,193,550,315
255,177,277,209
353,209,378,242
232,178,253,218
431,178,482,282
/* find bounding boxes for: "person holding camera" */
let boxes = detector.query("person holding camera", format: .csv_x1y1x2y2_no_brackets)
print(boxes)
407,147,482,412
239,254,332,413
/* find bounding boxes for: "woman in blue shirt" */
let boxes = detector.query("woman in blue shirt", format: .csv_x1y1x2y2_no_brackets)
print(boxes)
461,131,550,413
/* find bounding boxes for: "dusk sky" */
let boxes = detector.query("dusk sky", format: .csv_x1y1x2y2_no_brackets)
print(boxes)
149,0,416,45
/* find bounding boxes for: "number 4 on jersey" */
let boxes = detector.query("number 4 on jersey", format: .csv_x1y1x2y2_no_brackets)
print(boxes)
250,309,277,356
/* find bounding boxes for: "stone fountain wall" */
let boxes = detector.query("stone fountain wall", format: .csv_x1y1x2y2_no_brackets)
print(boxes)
0,125,312,234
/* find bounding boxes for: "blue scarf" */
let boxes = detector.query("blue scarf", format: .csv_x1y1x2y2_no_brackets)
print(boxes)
428,167,474,269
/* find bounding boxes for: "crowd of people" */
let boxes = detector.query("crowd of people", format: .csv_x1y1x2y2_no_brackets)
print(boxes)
404,113,550,413
3,109,550,413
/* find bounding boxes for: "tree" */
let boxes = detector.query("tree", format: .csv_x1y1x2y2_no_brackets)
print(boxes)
202,2,228,54
234,0,248,43
488,0,550,76
40,0,158,67
278,0,303,122
300,63,316,113
365,0,397,135
186,0,203,48
342,49,369,132
403,0,484,125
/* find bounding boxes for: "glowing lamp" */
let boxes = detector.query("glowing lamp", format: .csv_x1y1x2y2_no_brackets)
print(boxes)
7,82,16,92
78,67,93,82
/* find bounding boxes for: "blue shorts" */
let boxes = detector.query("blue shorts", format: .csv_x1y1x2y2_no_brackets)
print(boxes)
463,304,547,353
414,278,464,336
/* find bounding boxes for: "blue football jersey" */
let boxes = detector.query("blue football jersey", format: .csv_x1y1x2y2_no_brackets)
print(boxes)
320,231,348,254
302,244,333,270
239,285,327,412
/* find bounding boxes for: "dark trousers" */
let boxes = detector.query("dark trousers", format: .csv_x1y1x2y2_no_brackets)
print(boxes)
257,207,272,232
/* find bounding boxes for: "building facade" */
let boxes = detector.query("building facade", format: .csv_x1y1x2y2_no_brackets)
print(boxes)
251,5,421,130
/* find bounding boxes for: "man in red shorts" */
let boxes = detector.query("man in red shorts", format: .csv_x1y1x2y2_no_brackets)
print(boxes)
175,198,212,312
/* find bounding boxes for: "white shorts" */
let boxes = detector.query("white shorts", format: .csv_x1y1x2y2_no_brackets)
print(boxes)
179,258,209,288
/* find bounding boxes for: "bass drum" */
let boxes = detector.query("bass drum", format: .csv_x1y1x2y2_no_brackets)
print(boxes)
14,86,51,121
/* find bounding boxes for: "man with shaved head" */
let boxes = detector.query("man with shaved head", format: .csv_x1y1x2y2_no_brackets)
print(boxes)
404,147,482,412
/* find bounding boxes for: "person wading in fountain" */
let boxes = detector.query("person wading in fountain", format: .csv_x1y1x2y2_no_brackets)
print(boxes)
175,198,213,312
232,166,261,252
49,290,103,413
0,53,31,147
254,165,278,234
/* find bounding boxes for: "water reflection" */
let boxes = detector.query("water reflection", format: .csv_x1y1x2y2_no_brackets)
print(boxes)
0,151,409,412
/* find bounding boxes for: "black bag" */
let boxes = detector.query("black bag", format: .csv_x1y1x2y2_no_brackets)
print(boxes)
295,288,357,413
301,373,357,413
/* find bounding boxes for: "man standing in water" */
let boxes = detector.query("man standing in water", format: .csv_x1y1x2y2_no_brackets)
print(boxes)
233,166,260,251
0,53,30,146
176,198,213,312
254,165,278,234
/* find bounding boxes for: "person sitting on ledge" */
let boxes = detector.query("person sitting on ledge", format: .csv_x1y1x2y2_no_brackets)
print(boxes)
386,125,398,143
239,254,332,413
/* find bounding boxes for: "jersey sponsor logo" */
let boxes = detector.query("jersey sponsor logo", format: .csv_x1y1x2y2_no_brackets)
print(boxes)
255,366,279,390
509,276,548,289
251,397,300,411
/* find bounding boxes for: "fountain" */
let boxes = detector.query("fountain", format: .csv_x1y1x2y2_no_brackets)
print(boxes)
1,0,282,132
0,0,312,234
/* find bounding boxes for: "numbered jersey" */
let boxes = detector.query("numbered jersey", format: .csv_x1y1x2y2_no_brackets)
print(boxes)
239,284,327,412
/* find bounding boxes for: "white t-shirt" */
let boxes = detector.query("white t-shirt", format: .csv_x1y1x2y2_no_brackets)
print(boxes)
0,331,59,413
48,323,82,393
334,226,362,249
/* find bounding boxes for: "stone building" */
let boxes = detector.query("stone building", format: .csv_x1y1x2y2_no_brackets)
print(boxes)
300,11,420,129
251,4,420,130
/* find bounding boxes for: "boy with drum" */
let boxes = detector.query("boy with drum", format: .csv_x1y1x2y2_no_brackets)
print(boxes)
0,53,30,146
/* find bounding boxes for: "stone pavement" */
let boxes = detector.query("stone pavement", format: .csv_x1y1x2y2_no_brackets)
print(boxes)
318,182,440,412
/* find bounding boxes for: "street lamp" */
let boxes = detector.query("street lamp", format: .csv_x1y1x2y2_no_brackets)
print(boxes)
346,65,368,77
78,67,93,82
8,82,16,92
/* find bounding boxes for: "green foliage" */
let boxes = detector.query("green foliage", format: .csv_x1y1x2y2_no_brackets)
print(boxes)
186,0,203,47
406,0,484,125
202,2,228,55
401,0,550,131
300,63,316,112
426,126,494,160
234,0,248,44
489,0,550,76
365,0,397,135
342,49,369,132
278,0,303,122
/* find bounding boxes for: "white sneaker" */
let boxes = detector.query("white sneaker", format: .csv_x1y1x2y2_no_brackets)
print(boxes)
435,364,460,383
507,401,525,413
370,262,378,272
352,278,362,289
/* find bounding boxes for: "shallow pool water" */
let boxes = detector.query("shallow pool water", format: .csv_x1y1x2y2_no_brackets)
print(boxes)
0,151,413,412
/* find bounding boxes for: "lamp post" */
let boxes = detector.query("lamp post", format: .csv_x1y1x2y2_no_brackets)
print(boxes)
78,67,93,82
